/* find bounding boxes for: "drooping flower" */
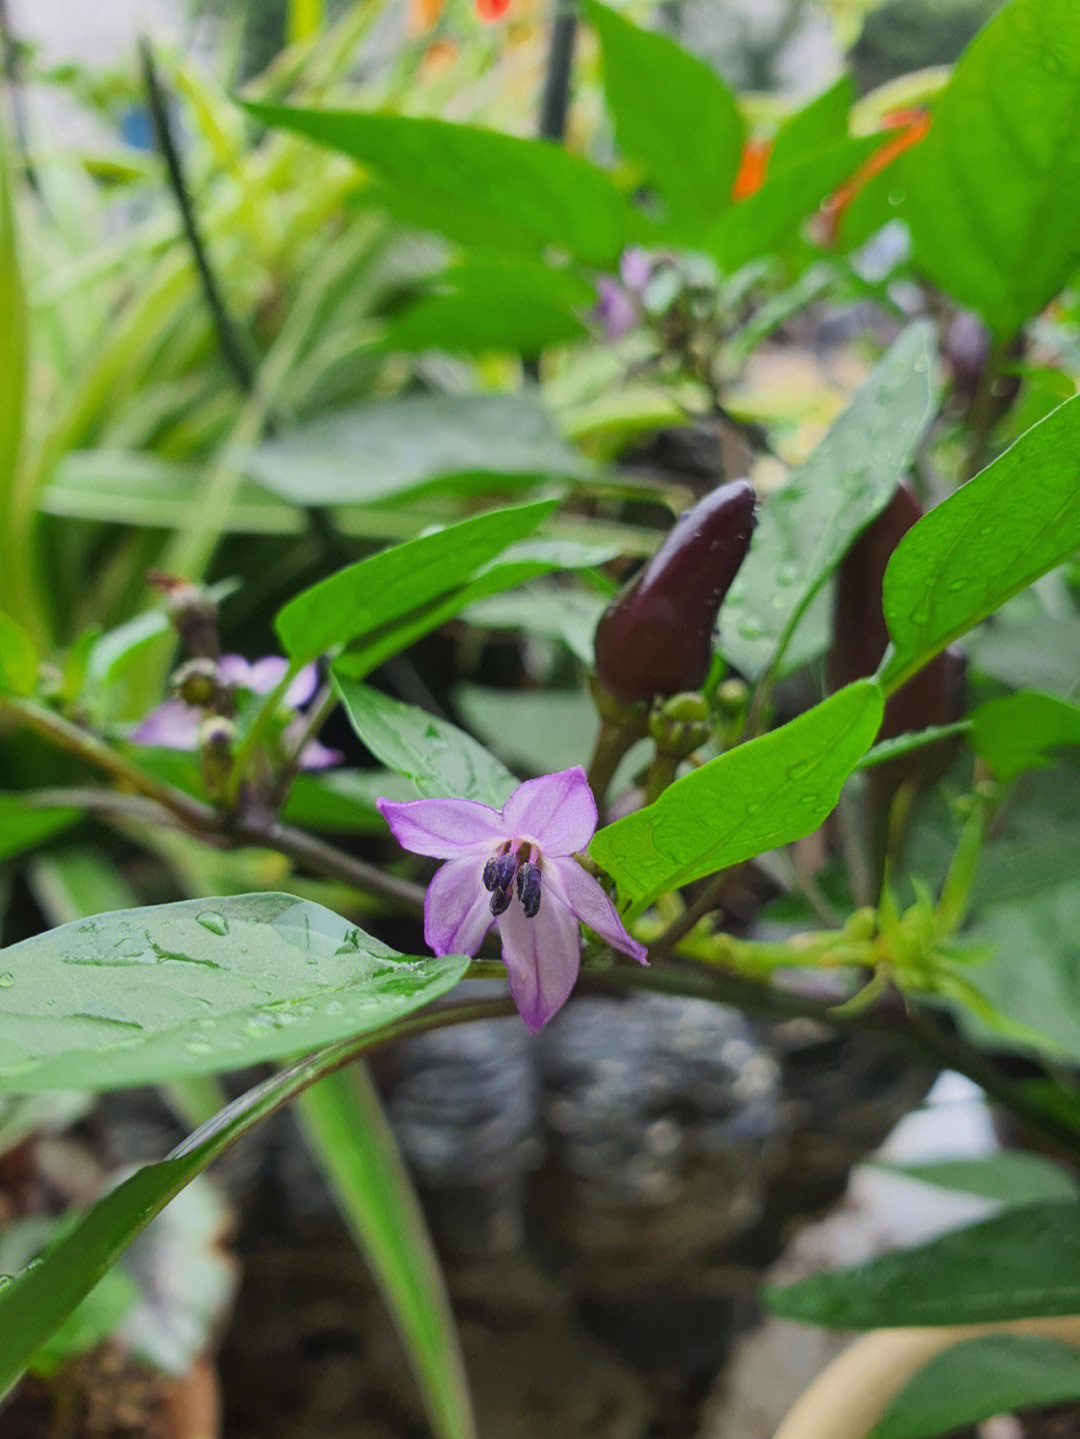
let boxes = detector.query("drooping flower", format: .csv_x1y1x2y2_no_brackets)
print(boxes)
132,655,339,770
377,767,647,1032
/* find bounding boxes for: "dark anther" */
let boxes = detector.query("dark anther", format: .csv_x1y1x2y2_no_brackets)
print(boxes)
486,851,519,915
516,863,542,919
494,852,518,891
489,887,512,917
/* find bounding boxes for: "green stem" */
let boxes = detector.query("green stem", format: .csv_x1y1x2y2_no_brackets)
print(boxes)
586,717,640,807
964,336,1007,481
644,749,680,805
4,698,426,912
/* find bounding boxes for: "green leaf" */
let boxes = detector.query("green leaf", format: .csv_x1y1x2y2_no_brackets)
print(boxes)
43,452,299,535
769,77,852,173
380,262,590,355
872,1152,1079,1206
0,894,467,1091
584,0,743,237
962,881,1080,1063
711,134,882,272
857,721,971,770
297,1066,475,1439
900,0,1080,337
333,677,517,807
869,1335,1080,1439
244,101,635,266
971,690,1080,781
0,609,37,695
461,585,608,665
274,499,555,664
281,768,418,833
243,394,587,508
329,533,608,683
454,685,609,778
880,394,1080,692
0,135,28,623
590,681,883,906
0,796,81,865
720,322,937,679
765,1200,1080,1328
0,996,498,1402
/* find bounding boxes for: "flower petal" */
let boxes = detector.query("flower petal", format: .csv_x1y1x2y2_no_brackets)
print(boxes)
217,655,256,688
544,858,648,965
501,767,597,856
298,738,342,770
244,656,291,694
377,795,509,858
496,890,581,1032
284,663,319,708
130,699,202,751
424,857,493,957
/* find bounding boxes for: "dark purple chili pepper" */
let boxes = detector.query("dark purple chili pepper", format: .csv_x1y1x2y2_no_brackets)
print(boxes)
829,482,965,771
593,480,757,702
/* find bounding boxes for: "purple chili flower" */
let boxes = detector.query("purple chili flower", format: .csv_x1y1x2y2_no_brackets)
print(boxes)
377,766,647,1033
131,655,339,770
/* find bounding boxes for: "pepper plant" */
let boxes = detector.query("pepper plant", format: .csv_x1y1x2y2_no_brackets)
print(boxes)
5,2,1080,1436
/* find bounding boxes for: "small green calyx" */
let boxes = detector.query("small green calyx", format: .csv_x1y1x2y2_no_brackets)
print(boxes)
648,691,711,759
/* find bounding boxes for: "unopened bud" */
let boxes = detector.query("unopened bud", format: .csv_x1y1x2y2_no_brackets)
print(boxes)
199,715,235,801
173,658,221,708
147,572,220,659
649,691,711,757
593,480,757,702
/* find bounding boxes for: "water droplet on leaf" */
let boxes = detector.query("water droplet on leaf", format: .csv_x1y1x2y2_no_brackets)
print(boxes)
196,911,229,936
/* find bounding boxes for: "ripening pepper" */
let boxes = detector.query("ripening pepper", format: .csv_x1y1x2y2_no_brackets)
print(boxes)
828,482,965,768
593,480,757,702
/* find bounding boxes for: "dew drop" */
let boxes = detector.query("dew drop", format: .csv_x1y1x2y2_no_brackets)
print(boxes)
324,1000,346,1016
184,1038,214,1055
738,617,763,640
948,579,966,592
787,758,815,781
0,972,13,989
777,563,798,587
0,1275,12,1290
196,911,229,936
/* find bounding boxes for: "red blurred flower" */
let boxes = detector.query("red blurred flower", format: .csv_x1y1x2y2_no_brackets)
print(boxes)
732,138,771,201
476,0,511,18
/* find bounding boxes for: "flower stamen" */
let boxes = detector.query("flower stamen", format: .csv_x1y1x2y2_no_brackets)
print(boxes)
516,862,542,919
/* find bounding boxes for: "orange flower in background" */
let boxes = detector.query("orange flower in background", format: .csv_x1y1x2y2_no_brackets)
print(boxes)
411,0,511,22
411,0,445,26
819,107,932,244
732,138,772,201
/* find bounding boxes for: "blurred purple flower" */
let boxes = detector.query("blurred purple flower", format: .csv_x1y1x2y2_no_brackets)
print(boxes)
591,247,668,341
377,766,646,1032
131,655,339,770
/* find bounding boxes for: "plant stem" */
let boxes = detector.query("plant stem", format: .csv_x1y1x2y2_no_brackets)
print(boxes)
140,40,256,395
270,677,339,806
586,718,640,806
4,697,425,912
964,336,1007,480
538,0,578,142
